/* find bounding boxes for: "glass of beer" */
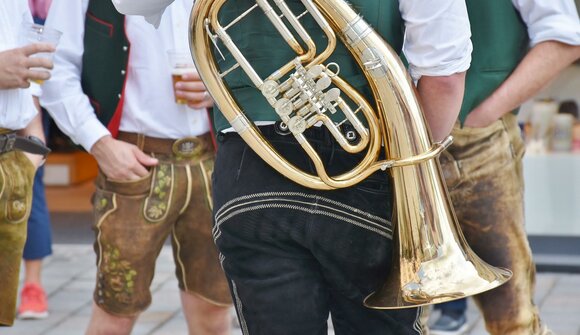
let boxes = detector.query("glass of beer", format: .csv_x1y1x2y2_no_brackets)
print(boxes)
167,50,196,105
19,21,62,84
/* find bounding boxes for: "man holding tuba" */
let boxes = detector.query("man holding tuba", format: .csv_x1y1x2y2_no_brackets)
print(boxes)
113,0,472,333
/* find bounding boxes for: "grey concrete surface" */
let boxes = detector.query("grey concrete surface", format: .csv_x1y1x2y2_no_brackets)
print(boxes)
4,244,580,335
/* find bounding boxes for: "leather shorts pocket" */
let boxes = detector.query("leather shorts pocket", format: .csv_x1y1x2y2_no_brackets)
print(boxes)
0,152,35,224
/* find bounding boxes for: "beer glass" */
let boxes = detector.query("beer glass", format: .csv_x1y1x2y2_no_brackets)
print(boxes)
167,50,196,104
19,21,62,84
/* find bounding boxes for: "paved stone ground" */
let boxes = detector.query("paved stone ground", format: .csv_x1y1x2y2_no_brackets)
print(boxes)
5,244,580,335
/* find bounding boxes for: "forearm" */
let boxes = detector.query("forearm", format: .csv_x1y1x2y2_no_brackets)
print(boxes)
416,72,466,141
474,41,580,121
18,110,44,141
42,97,110,152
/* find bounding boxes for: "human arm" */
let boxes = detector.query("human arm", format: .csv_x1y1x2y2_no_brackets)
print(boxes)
400,0,472,141
90,135,158,181
465,42,580,127
465,0,580,127
417,72,467,141
41,0,157,180
0,43,54,89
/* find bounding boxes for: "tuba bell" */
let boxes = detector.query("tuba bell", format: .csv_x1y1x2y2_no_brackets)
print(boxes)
189,0,512,309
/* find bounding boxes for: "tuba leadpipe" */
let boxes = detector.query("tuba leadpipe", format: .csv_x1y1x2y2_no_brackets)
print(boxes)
190,0,512,309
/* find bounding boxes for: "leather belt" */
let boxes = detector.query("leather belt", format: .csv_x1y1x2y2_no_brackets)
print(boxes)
0,132,51,157
117,131,213,158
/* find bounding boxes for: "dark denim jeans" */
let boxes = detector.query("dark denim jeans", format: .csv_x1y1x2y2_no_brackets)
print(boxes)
212,125,425,335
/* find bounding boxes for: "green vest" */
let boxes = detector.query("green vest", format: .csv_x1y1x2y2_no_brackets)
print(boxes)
214,0,402,132
460,0,529,123
81,0,130,136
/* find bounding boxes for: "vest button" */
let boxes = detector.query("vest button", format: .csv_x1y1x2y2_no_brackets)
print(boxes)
117,93,122,99
121,70,126,75
122,46,128,52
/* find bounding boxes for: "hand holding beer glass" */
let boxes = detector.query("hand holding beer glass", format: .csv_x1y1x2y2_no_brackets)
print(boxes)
18,21,62,85
167,50,213,108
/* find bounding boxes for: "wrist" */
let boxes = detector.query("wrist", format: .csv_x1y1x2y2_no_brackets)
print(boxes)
90,135,113,155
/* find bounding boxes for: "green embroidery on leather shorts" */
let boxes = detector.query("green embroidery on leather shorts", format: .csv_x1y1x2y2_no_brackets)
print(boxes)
101,244,138,304
94,191,114,217
144,164,174,223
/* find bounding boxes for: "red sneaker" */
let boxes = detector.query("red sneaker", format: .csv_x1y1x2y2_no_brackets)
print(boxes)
18,283,49,319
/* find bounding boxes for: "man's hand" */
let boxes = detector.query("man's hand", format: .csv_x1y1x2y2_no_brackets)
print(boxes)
174,71,214,109
463,105,499,128
0,43,55,89
90,136,159,181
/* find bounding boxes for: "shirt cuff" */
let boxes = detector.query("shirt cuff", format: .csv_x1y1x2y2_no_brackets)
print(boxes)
75,119,111,152
409,43,472,82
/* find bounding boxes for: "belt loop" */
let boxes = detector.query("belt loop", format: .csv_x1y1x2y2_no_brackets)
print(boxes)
137,134,145,150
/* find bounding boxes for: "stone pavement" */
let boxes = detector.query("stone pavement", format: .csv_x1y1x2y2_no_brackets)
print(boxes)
5,244,580,335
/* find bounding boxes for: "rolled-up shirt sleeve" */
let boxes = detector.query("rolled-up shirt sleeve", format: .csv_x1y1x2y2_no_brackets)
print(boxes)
513,0,580,47
40,0,110,152
400,0,472,81
111,0,175,28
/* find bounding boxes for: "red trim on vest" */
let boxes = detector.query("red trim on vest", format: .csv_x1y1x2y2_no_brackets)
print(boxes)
107,17,130,138
86,12,114,37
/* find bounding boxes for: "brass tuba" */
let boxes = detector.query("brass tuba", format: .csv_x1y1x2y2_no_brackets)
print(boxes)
189,0,512,309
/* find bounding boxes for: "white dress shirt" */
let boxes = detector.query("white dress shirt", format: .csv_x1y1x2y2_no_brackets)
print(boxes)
0,0,38,130
513,0,580,47
113,0,473,80
40,0,210,152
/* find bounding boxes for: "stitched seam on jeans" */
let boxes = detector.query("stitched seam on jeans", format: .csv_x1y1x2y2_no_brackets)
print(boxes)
216,197,391,235
214,196,392,239
413,306,425,334
231,281,249,335
215,191,388,224
213,203,392,242
218,253,225,268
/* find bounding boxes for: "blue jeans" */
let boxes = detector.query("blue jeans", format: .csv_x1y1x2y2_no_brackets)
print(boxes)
23,166,52,260
435,298,467,315
212,125,425,335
